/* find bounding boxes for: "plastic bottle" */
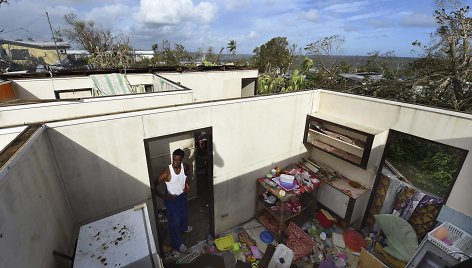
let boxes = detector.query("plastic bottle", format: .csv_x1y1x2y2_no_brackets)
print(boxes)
276,167,281,177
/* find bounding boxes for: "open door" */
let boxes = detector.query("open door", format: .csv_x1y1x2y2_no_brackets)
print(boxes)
144,127,214,258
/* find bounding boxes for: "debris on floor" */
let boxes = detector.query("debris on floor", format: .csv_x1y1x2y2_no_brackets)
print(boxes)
162,210,393,268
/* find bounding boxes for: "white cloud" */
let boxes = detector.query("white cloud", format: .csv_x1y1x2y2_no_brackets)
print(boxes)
136,0,218,25
224,0,250,10
248,30,257,39
401,13,435,28
194,2,218,23
300,9,320,22
86,4,133,26
324,1,368,13
344,24,358,32
368,19,392,28
347,11,386,21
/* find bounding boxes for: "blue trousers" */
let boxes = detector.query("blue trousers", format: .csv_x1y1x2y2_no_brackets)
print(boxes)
164,192,188,250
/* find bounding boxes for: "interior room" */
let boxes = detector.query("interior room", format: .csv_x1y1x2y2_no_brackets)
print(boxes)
0,81,471,268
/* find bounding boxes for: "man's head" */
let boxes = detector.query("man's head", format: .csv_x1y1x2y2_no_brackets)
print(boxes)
172,149,185,168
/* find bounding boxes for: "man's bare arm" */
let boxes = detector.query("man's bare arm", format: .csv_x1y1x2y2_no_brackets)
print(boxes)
153,168,175,200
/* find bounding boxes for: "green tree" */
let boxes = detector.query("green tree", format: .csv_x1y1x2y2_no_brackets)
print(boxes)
284,70,305,92
227,39,237,57
253,37,294,74
201,46,223,66
151,40,192,66
301,57,314,74
363,50,398,78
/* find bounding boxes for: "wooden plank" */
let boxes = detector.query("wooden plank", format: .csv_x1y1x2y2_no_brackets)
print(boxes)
358,248,388,268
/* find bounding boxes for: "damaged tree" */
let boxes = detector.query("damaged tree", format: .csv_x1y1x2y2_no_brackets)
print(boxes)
412,2,472,112
305,35,345,78
63,13,133,68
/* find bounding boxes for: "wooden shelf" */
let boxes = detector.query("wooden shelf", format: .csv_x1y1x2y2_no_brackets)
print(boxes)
256,176,316,242
308,129,364,157
309,138,362,165
257,197,304,223
304,115,377,169
257,178,296,202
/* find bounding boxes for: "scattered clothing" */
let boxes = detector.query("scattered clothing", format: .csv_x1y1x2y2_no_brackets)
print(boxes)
395,192,443,221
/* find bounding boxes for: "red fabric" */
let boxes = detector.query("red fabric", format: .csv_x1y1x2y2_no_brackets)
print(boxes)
343,230,366,252
316,211,335,228
286,222,315,260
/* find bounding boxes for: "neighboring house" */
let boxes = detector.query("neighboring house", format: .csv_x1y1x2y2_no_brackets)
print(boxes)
340,72,384,86
0,39,70,65
67,49,90,61
135,50,154,61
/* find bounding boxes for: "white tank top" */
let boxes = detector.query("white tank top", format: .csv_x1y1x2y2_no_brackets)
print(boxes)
165,163,187,195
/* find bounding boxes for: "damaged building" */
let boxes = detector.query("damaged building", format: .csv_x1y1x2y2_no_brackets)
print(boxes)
0,68,471,268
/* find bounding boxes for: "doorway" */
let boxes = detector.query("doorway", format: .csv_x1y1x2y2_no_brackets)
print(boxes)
144,127,214,256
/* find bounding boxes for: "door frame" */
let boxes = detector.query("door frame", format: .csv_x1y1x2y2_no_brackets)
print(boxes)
143,127,215,255
361,129,469,228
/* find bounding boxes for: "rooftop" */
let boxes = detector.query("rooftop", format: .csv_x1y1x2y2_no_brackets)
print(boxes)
0,39,70,49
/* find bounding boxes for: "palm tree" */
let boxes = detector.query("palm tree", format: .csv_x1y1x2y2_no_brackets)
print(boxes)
227,40,237,59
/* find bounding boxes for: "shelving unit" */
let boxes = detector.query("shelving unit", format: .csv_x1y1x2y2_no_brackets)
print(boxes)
303,114,381,169
255,178,315,241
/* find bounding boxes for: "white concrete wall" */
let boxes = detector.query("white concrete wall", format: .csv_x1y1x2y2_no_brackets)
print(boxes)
0,126,27,151
126,73,154,85
315,90,472,217
0,127,74,268
10,71,257,102
12,74,171,100
46,90,315,234
0,90,193,127
160,70,259,102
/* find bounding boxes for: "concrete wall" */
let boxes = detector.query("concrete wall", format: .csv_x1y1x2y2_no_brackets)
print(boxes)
11,70,257,101
0,90,193,127
315,90,472,217
160,70,258,102
12,74,167,100
46,90,315,234
0,126,27,151
0,127,74,268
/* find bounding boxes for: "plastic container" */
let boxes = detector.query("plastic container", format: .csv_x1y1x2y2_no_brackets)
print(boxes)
230,242,240,254
268,244,293,268
260,230,274,244
427,222,472,261
215,235,234,251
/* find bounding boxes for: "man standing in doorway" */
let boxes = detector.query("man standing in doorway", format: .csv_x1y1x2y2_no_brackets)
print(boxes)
154,148,193,253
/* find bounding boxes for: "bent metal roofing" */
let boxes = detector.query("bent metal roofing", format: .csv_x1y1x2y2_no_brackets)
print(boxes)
0,39,70,49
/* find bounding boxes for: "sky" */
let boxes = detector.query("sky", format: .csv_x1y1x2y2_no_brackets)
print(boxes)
0,0,454,56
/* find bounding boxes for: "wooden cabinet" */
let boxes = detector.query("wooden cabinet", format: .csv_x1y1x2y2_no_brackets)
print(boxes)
316,174,370,226
303,114,381,169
